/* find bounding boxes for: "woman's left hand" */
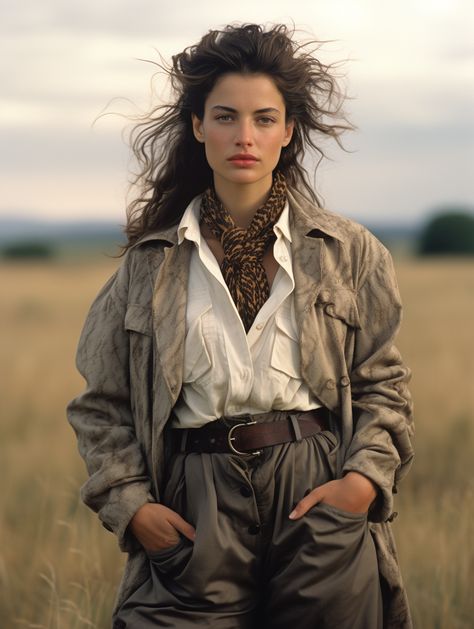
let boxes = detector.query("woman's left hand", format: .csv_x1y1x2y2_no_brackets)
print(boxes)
288,471,377,520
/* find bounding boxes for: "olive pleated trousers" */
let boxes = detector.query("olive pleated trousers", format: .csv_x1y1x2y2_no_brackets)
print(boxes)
115,420,383,629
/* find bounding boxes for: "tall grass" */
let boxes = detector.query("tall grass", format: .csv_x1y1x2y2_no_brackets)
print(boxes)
0,257,472,628
393,259,474,629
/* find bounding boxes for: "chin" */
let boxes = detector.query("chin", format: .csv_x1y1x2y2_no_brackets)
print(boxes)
221,169,272,186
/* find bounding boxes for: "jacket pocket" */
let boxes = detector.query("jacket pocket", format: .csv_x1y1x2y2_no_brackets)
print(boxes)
317,287,361,329
124,303,153,336
124,303,154,418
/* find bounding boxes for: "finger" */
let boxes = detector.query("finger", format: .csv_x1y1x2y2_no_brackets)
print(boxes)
289,489,323,520
167,511,196,542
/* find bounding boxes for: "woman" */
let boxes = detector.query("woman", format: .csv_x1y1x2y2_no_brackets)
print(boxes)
68,23,414,629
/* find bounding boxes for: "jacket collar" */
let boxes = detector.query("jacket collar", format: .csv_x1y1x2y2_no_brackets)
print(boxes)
130,185,345,250
131,224,178,248
286,187,345,243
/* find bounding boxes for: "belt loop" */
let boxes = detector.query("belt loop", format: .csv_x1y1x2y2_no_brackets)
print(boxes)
179,429,188,453
288,414,302,442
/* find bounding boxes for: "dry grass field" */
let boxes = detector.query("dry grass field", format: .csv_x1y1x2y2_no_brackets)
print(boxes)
0,256,473,628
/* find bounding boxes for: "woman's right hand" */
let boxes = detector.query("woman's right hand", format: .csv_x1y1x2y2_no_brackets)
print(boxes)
129,503,196,552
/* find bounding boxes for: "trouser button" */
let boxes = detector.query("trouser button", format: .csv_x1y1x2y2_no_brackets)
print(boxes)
248,524,261,535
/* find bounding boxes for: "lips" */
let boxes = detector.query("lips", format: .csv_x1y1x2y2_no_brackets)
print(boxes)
228,153,258,162
228,153,259,167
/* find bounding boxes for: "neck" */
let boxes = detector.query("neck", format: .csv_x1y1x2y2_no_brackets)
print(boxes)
213,174,273,228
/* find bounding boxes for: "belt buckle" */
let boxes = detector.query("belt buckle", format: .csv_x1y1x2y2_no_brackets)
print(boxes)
227,421,261,456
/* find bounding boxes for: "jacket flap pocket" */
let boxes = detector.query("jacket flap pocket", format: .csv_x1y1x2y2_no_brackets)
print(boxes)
125,303,152,336
317,288,361,328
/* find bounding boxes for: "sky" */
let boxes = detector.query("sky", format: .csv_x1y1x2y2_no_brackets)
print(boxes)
1,0,473,227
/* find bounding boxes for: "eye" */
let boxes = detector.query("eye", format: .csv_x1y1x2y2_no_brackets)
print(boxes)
215,114,234,122
257,116,276,125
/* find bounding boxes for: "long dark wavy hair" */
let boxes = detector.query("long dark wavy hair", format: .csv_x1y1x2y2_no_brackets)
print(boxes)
124,23,352,250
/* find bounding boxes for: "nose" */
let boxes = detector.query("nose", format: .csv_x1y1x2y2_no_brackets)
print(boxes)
234,119,254,147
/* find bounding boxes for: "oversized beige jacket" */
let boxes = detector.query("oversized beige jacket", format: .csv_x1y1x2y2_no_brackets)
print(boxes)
67,187,415,628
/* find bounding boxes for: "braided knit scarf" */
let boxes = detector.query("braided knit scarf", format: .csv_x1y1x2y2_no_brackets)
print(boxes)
200,171,287,332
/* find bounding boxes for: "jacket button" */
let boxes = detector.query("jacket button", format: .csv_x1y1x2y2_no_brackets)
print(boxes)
248,524,261,535
325,379,336,390
340,376,350,387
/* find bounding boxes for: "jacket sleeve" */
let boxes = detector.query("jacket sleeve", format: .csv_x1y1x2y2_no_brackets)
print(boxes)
342,239,414,523
67,256,155,552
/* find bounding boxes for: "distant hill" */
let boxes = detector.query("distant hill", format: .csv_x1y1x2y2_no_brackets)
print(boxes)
0,216,420,257
0,217,124,244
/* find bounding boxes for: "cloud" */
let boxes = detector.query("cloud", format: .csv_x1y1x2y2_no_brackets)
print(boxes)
1,0,473,223
1,1,213,39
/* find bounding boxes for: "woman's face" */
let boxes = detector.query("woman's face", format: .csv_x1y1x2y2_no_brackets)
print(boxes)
192,73,294,193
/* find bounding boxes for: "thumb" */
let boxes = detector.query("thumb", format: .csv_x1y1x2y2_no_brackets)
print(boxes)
167,511,196,542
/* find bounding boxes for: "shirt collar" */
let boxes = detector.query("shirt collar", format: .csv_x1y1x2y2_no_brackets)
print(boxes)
273,200,291,243
177,195,202,246
131,185,347,250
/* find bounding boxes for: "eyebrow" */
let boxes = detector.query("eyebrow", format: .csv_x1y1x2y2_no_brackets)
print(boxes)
211,105,281,115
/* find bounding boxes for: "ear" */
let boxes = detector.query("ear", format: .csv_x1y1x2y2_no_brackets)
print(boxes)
282,119,295,147
191,113,205,143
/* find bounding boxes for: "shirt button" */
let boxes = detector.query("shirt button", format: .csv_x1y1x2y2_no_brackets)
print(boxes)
279,254,288,262
340,376,350,387
255,323,263,330
248,524,261,535
240,486,253,498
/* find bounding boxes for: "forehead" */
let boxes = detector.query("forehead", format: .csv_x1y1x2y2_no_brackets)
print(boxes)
205,73,285,112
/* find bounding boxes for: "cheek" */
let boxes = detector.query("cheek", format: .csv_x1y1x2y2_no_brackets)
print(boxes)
263,125,288,147
204,127,228,149
203,134,222,164
264,133,286,157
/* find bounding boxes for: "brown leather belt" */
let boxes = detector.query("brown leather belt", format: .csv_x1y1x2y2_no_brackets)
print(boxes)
170,408,329,456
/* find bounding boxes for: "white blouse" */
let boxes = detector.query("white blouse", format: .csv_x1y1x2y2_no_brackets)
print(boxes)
170,195,321,428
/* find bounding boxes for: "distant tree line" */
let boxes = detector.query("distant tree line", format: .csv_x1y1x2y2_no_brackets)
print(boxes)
1,242,56,260
418,209,474,255
1,208,473,259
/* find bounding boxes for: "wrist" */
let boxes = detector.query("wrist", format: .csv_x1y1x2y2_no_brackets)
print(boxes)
343,472,378,505
130,502,153,531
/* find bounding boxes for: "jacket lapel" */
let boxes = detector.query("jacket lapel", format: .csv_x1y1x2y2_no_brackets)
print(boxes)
151,238,192,406
287,187,346,412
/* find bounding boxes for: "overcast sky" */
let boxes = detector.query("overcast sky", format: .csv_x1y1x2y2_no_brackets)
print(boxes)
1,0,473,226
